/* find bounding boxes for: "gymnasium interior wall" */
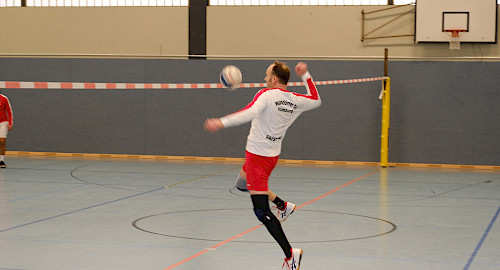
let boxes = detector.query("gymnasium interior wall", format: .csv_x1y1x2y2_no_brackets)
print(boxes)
0,7,188,55
0,5,499,166
1,5,500,57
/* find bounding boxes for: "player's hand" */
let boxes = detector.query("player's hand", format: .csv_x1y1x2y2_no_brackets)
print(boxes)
295,62,308,77
204,118,224,133
7,125,12,131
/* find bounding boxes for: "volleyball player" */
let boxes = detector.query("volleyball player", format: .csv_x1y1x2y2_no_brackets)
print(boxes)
204,61,321,269
0,94,13,168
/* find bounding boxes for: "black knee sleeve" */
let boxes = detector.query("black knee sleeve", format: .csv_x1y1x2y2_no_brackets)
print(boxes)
251,194,292,258
252,194,274,225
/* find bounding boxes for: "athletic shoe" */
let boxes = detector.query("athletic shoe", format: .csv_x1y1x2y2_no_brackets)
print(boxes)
282,248,303,270
0,161,6,168
276,202,296,222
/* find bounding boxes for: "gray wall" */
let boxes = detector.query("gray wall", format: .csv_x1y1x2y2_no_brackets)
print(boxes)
1,58,498,165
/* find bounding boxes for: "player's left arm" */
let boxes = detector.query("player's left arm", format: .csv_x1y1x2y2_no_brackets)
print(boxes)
295,62,321,109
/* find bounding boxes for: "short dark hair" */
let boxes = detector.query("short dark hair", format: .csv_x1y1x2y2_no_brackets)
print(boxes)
272,61,290,85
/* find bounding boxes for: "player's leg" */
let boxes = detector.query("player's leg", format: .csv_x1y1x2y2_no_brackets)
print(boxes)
271,189,296,223
0,122,8,168
248,178,301,269
251,193,292,259
240,159,296,222
246,152,299,263
0,138,6,168
234,169,249,191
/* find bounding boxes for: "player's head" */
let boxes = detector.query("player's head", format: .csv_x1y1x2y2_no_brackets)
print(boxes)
265,61,290,88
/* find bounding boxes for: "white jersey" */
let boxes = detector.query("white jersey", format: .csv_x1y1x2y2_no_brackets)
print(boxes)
220,71,321,157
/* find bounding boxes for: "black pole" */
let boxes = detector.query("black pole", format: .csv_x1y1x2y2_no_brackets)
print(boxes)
384,48,388,77
189,0,208,60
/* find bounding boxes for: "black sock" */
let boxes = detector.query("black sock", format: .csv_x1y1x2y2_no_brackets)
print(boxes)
251,195,292,258
273,196,286,211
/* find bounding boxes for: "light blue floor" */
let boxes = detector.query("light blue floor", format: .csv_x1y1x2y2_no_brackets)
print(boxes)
0,155,499,270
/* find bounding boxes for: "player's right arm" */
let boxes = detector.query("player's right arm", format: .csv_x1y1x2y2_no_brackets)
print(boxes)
204,118,224,133
219,90,268,128
204,89,268,133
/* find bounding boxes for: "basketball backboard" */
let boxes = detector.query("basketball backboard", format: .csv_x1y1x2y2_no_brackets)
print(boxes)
415,0,497,43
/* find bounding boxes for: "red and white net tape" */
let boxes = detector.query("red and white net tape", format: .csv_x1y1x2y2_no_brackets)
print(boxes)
0,77,386,90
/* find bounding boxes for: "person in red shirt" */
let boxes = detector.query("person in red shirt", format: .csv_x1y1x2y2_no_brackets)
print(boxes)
0,94,14,168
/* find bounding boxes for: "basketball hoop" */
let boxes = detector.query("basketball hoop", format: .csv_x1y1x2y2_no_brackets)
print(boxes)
445,30,465,50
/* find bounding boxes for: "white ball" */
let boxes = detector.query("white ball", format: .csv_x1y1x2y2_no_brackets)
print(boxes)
220,65,242,90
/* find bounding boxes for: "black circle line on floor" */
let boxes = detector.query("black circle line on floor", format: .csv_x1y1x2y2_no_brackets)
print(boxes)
70,162,239,193
131,208,397,243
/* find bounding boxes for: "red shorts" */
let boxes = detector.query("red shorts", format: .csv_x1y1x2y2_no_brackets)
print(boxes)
242,151,279,192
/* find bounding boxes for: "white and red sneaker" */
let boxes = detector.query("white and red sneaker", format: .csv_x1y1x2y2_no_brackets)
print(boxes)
276,202,296,222
282,248,303,270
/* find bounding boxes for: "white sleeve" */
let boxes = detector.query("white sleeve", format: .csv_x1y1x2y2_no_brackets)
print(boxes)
300,71,321,110
220,91,268,128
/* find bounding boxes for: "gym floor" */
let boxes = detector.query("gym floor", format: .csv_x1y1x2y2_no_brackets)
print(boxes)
0,155,499,270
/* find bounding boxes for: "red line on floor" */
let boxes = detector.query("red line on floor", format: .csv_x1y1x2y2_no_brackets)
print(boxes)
163,169,380,270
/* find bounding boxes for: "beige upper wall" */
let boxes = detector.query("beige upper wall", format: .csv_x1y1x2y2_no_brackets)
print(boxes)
208,5,500,58
0,7,188,56
0,5,499,58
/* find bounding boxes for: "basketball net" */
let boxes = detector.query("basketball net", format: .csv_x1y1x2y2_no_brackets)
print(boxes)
447,30,462,50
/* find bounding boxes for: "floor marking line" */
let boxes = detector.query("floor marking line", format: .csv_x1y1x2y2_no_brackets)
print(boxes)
0,187,164,233
163,169,379,269
3,184,87,204
164,167,239,189
163,225,262,270
1,167,237,232
463,205,500,270
297,169,380,210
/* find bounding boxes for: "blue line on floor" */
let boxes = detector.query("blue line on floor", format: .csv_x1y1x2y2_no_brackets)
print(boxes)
463,205,500,270
0,187,164,233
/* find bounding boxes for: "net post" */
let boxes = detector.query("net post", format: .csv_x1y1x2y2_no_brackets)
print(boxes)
380,48,390,167
380,77,390,167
